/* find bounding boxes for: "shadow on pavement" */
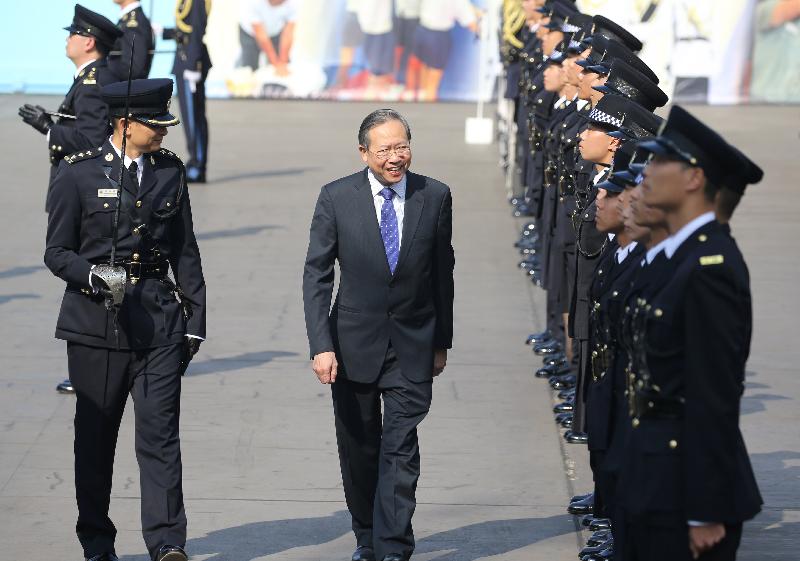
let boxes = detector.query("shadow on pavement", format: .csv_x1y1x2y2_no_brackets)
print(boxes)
0,265,45,279
0,293,41,305
196,225,282,241
186,351,299,376
120,511,574,561
211,167,319,185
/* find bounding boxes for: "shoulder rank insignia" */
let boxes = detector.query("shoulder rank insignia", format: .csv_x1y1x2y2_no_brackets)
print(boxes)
65,149,101,165
126,11,138,27
699,255,724,266
83,67,97,85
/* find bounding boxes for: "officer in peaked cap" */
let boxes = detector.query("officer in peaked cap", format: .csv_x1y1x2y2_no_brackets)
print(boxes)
715,144,764,227
19,4,122,204
45,78,206,561
617,105,763,561
581,37,660,85
588,14,643,52
108,0,157,81
593,59,668,112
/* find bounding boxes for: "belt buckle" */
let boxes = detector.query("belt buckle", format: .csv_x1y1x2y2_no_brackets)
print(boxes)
129,262,142,285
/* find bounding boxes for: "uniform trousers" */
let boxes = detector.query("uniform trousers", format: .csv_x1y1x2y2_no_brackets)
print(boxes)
622,519,742,561
68,342,186,561
332,346,432,560
175,72,209,177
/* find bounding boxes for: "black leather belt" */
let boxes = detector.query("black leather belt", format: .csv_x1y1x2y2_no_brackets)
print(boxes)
96,260,169,281
634,390,684,419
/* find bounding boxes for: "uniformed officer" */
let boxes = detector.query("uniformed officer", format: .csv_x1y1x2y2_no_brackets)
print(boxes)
108,0,156,81
18,4,122,195
45,78,206,561
163,0,212,183
618,105,763,561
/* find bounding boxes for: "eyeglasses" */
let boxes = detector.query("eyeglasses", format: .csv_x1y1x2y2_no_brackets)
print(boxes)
368,145,411,161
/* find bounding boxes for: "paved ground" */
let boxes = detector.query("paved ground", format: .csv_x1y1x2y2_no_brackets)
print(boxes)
0,96,796,560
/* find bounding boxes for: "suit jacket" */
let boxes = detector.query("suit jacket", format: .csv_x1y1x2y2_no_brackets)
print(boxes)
164,0,212,76
108,6,156,81
620,220,762,524
303,169,455,383
45,141,206,349
47,59,116,193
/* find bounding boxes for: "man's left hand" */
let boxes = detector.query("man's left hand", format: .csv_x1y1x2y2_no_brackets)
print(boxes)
179,337,202,376
433,349,448,377
689,523,726,559
19,104,53,134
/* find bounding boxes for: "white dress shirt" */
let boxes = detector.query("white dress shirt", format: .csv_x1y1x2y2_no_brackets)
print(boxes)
368,168,407,249
419,0,476,31
663,211,715,259
615,241,638,264
119,1,141,18
644,237,670,266
108,136,144,184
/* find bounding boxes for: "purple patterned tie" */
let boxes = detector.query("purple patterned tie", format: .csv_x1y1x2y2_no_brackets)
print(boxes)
379,187,399,274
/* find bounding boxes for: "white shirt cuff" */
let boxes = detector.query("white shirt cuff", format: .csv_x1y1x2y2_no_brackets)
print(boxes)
185,334,205,340
88,264,98,293
688,521,715,527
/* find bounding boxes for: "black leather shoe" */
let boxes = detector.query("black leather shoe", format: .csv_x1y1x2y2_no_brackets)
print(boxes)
553,401,574,413
156,545,187,561
382,555,405,561
352,546,376,561
570,492,592,503
57,378,75,394
558,388,575,400
86,554,119,561
186,168,206,183
582,546,614,561
580,514,595,527
589,518,612,531
567,493,594,515
534,341,562,355
587,530,612,547
559,415,573,429
554,412,572,426
550,374,576,390
535,362,571,378
564,430,588,444
526,330,552,345
512,203,534,217
542,352,567,366
580,539,613,559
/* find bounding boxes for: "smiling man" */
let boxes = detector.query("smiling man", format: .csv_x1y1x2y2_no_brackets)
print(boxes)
303,109,455,561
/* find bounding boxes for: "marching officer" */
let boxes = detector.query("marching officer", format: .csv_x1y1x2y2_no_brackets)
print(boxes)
619,106,763,561
18,4,122,196
163,0,212,183
108,0,156,81
45,78,206,561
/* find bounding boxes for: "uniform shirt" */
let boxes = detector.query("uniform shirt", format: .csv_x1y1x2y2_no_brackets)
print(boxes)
664,211,715,259
239,0,298,37
644,237,670,265
615,241,638,264
396,0,422,18
419,0,476,31
368,168,407,249
357,0,394,34
119,1,141,18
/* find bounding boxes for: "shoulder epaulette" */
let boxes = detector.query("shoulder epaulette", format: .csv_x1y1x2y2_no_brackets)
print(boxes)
64,147,104,165
156,148,184,163
82,67,97,85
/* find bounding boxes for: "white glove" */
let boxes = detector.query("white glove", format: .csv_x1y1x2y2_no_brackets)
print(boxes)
183,69,202,93
151,22,164,38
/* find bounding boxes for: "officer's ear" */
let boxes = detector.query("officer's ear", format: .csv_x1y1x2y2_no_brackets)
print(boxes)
84,36,98,55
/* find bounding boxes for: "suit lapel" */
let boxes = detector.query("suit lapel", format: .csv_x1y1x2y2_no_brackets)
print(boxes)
354,169,392,278
394,172,424,275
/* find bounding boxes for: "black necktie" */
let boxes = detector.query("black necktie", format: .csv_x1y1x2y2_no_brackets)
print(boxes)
127,161,140,193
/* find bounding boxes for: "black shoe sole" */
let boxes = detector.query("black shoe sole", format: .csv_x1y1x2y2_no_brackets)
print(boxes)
158,552,188,561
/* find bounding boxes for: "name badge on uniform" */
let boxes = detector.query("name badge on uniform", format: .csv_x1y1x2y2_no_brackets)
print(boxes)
98,188,119,198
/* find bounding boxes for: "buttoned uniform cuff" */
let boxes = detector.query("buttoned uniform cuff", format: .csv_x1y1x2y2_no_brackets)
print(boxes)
185,334,204,340
688,521,716,527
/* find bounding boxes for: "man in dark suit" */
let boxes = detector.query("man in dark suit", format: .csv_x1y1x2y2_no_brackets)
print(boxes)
108,0,156,81
45,78,205,561
303,109,455,561
19,4,122,197
162,0,212,183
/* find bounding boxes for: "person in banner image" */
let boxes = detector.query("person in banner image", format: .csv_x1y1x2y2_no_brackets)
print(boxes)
356,0,397,97
750,0,800,102
237,0,298,75
413,0,481,101
303,109,454,561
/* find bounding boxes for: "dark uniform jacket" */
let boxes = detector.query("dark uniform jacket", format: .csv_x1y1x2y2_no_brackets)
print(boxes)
47,59,116,189
108,6,155,81
165,0,212,76
303,169,455,384
620,220,762,524
44,141,206,350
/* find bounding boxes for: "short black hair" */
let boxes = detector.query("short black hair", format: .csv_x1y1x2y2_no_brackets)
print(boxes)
358,109,411,148
716,186,743,222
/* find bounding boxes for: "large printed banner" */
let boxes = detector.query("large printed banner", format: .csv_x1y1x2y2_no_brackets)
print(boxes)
204,0,492,102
